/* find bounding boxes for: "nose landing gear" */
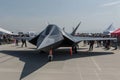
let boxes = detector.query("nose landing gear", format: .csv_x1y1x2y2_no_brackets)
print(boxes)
48,49,53,61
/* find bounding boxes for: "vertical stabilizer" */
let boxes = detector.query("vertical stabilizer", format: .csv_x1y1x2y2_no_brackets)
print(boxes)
71,22,81,35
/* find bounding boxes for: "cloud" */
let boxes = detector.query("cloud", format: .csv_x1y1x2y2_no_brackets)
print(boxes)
101,1,120,7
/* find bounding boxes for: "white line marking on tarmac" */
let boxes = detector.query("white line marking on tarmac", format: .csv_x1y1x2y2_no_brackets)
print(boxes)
94,70,101,80
91,57,102,71
76,63,83,80
79,71,83,80
0,56,14,63
0,68,21,72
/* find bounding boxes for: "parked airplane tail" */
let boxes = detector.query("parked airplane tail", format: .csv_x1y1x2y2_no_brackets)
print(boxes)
71,22,81,35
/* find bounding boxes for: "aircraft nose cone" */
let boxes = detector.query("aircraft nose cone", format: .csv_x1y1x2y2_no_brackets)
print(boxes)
37,37,55,50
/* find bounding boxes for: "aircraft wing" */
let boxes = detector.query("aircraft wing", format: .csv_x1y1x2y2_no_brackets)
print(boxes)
0,27,12,34
73,36,117,43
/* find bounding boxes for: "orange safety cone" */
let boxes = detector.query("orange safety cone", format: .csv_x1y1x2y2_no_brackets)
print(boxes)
70,47,73,56
49,49,53,55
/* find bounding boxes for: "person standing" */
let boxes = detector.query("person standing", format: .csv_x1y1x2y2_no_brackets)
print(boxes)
105,40,110,50
89,40,94,51
15,39,19,46
21,35,27,47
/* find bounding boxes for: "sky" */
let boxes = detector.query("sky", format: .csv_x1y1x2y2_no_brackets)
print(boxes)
0,0,120,33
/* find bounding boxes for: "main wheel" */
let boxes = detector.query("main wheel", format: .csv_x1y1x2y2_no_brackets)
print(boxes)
48,55,53,61
72,46,77,54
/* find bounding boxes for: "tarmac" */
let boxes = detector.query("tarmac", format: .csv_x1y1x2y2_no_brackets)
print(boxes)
0,42,120,80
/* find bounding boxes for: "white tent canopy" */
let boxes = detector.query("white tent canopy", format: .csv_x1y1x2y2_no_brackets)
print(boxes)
0,27,12,34
103,24,115,35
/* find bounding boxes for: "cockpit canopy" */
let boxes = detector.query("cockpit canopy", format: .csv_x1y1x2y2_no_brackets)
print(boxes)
36,24,62,47
41,24,60,36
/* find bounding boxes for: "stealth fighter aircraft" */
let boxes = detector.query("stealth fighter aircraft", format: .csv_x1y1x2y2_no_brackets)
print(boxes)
29,23,116,61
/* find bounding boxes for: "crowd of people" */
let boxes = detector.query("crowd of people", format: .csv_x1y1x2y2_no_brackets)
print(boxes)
0,32,120,51
0,34,14,45
0,34,28,47
76,33,120,51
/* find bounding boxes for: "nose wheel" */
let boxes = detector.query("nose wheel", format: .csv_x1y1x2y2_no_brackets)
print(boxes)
48,49,53,61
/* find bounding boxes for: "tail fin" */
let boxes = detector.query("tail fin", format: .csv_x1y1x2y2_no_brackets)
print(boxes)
71,22,81,35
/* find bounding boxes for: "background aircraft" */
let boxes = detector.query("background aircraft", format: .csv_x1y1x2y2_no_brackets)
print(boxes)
0,27,12,34
29,23,116,61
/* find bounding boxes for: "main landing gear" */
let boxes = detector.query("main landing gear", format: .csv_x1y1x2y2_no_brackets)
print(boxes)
47,46,78,61
72,45,78,54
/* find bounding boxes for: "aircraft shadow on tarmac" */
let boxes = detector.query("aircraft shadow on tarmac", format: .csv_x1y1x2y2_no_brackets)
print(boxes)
0,49,114,80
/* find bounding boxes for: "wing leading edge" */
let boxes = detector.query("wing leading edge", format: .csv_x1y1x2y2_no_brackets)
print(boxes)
73,36,117,43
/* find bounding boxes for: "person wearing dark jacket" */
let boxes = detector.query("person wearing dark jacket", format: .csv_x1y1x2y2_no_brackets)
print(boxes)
21,35,27,47
89,40,94,51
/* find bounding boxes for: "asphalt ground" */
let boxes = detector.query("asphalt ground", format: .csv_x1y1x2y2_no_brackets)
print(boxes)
0,42,120,80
